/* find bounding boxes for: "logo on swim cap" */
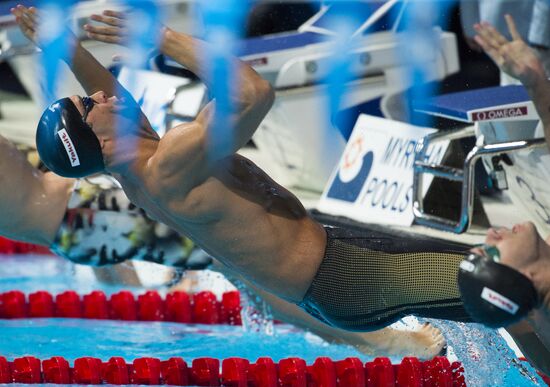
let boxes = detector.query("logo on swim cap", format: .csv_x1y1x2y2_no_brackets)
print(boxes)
36,97,105,178
481,287,519,315
58,129,81,167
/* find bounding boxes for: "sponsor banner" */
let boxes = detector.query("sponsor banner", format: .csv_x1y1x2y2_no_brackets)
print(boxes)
58,129,80,167
468,103,536,122
481,287,519,315
318,115,448,226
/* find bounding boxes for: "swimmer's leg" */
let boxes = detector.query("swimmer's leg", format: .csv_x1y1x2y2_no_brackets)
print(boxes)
216,263,446,359
249,284,446,359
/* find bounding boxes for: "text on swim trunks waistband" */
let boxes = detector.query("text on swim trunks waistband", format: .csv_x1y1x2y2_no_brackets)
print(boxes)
36,97,105,178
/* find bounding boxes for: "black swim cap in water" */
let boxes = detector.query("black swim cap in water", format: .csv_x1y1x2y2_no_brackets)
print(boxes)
458,252,539,328
36,98,105,178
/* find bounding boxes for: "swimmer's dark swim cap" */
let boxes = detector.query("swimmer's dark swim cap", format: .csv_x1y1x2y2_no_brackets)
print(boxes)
36,98,105,178
458,253,539,328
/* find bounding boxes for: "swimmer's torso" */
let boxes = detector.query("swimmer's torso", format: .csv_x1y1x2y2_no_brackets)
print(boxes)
117,153,326,301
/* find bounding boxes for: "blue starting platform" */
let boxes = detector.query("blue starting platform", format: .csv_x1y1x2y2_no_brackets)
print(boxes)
414,85,538,123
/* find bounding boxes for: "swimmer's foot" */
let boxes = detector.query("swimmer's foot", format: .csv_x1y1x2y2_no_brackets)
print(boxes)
352,323,446,360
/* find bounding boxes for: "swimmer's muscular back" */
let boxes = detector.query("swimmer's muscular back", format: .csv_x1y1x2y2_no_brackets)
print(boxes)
118,147,326,302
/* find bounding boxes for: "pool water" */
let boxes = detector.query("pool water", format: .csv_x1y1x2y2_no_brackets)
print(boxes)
0,319,363,364
0,255,369,361
0,254,546,386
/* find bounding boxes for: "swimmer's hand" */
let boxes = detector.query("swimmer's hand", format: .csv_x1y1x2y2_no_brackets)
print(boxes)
84,10,128,45
10,5,40,46
10,5,78,50
474,14,546,87
84,10,164,47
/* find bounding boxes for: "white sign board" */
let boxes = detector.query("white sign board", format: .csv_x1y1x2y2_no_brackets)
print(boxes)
318,115,449,226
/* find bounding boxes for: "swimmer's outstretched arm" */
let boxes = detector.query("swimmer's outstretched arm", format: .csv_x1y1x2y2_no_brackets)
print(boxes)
86,11,274,166
0,135,73,245
475,15,550,151
10,5,134,100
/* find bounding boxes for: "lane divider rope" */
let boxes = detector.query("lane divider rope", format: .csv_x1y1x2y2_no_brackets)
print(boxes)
0,355,466,386
0,290,242,325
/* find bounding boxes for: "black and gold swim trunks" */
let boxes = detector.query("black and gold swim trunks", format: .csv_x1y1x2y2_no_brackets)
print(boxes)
298,226,473,331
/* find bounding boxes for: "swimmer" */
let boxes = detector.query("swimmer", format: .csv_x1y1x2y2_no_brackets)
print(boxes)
471,15,550,373
471,223,550,353
15,4,469,331
0,134,444,359
12,5,550,341
473,14,550,151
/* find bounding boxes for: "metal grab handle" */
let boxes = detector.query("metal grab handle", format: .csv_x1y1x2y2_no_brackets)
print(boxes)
414,162,463,181
164,81,208,130
412,128,547,233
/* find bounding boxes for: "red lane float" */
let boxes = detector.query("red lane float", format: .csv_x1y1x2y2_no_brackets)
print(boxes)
56,291,82,318
0,290,242,326
165,291,192,323
42,357,71,384
28,291,54,318
0,237,52,255
83,291,109,319
0,355,466,386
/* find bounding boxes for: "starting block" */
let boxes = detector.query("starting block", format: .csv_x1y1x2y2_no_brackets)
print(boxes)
412,85,547,233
